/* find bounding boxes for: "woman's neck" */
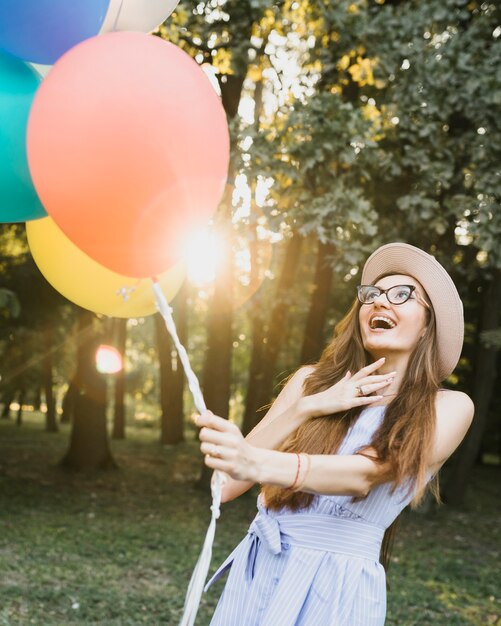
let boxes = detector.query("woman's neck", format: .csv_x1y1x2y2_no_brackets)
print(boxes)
370,352,408,400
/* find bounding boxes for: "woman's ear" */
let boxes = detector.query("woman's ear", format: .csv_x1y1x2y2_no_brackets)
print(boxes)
419,320,429,339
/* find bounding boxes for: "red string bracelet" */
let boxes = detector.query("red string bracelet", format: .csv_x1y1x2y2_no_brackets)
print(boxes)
293,453,311,493
288,453,301,490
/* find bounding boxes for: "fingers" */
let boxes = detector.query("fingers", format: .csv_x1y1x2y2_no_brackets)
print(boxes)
203,454,233,472
197,415,244,467
199,429,236,446
357,374,395,394
351,357,386,380
200,441,229,457
195,412,254,481
202,443,249,480
194,410,240,434
357,380,392,396
358,372,396,386
352,395,384,406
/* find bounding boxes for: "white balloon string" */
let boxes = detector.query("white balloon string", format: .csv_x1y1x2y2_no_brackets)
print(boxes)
152,280,205,414
178,470,225,626
111,0,125,32
151,279,226,626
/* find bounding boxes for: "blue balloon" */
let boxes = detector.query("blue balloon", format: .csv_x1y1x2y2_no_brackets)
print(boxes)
0,52,46,222
0,0,110,65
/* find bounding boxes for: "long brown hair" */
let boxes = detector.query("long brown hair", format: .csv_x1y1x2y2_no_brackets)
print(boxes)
261,294,442,570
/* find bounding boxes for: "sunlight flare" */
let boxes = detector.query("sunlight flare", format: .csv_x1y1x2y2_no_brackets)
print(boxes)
182,229,224,286
96,345,123,374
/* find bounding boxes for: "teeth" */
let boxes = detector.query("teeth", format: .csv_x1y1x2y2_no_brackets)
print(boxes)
370,316,396,329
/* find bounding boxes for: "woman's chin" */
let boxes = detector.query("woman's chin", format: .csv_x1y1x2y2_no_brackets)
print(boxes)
363,336,396,352
363,336,418,361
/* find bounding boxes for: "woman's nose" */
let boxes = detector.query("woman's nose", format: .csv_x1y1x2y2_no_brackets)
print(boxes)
373,292,391,307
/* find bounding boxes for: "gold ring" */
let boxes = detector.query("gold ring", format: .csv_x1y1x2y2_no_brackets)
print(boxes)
356,385,366,396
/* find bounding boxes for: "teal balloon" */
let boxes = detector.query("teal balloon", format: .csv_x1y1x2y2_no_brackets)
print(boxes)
0,52,46,222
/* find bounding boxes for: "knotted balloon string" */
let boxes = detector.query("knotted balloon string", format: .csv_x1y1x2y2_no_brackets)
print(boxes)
116,279,141,302
152,279,226,626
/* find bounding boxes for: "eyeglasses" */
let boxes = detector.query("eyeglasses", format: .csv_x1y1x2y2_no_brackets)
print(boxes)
357,284,430,308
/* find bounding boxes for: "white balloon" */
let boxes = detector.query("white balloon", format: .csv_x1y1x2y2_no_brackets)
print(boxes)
101,0,179,33
30,63,51,78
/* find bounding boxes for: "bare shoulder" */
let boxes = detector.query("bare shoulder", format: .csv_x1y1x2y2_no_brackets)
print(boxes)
435,389,475,421
429,390,475,471
276,365,316,404
247,365,316,438
289,365,316,389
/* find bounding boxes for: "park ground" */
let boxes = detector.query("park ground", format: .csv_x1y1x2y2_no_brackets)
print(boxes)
0,414,500,626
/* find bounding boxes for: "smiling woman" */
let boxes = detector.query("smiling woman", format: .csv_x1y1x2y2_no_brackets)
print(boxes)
358,275,431,366
195,242,474,626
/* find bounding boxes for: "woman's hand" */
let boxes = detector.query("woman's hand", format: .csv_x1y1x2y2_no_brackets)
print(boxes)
300,357,395,418
196,411,259,482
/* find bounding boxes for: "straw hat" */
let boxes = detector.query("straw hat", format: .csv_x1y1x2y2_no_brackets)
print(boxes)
361,242,464,381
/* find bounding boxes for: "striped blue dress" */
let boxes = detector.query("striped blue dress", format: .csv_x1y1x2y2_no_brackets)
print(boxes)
205,406,430,625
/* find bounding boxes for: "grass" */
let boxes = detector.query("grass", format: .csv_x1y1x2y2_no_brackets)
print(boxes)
0,414,500,626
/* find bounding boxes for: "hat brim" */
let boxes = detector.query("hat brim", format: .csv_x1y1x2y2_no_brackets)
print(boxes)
361,243,464,381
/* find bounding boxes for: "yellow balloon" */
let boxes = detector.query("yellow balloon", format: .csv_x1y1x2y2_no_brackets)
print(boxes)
26,217,185,317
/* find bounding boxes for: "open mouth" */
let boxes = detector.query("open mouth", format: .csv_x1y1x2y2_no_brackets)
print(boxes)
369,315,397,331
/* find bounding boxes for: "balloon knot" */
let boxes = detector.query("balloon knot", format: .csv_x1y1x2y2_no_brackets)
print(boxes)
116,284,138,302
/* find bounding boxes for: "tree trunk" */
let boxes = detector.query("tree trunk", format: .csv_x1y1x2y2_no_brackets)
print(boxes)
60,312,116,470
242,208,267,435
300,241,335,364
200,170,236,419
61,379,77,424
42,322,58,433
112,318,127,440
197,30,252,486
155,296,186,445
156,313,173,443
242,309,266,435
16,388,25,426
1,393,13,419
33,387,42,412
170,282,188,441
198,182,235,487
241,79,268,436
444,268,501,506
244,231,303,431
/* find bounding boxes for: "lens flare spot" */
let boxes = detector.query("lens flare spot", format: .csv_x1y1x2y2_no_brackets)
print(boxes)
96,345,123,374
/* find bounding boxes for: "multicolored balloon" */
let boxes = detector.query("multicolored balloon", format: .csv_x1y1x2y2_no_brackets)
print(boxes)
26,217,185,318
0,52,45,222
0,0,110,65
27,32,229,278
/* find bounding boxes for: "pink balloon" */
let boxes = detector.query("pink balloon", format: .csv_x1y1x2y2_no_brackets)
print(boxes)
27,32,229,278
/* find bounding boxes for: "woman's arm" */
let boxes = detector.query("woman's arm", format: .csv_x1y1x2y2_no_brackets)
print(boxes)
254,447,384,497
197,389,474,500
198,411,387,498
216,366,315,503
427,390,474,475
256,386,473,493
254,391,475,494
202,360,394,502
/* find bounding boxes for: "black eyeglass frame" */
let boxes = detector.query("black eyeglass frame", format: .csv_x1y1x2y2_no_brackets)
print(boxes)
356,284,430,308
